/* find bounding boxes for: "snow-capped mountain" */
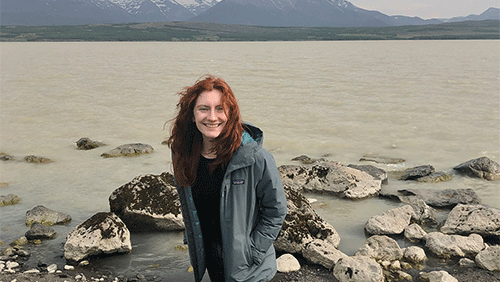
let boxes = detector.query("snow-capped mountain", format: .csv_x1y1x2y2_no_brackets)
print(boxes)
175,0,221,16
191,0,440,27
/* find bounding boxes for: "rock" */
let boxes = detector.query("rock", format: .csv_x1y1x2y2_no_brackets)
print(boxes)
424,232,485,258
23,155,53,164
100,143,154,158
333,255,384,282
12,236,28,246
359,154,405,164
399,165,435,180
407,198,437,225
291,155,326,164
347,164,388,185
440,204,500,238
453,156,500,180
416,171,453,183
25,205,72,227
397,270,412,281
419,270,458,282
47,263,57,273
303,239,348,269
278,161,381,199
109,172,184,232
76,137,105,150
475,245,500,271
403,246,427,264
25,223,57,240
355,235,403,261
275,184,340,254
0,153,15,161
404,223,427,242
365,205,413,235
0,194,20,206
64,212,132,261
458,258,476,268
276,254,301,273
394,188,480,208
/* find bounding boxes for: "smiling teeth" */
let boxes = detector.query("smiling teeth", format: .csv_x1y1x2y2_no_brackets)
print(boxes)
205,124,219,128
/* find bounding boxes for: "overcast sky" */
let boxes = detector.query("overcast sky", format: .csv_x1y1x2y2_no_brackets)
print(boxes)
350,0,499,19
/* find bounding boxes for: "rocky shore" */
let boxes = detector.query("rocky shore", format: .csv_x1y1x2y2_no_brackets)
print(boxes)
2,139,500,282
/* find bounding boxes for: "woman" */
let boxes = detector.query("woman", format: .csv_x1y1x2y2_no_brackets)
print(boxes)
167,75,287,282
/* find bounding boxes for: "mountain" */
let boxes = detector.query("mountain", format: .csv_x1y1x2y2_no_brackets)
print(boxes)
190,0,441,27
0,0,497,27
0,0,205,25
176,0,221,16
445,7,500,23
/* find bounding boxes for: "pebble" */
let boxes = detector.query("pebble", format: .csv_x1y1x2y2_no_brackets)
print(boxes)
24,269,40,273
65,264,75,270
47,263,58,273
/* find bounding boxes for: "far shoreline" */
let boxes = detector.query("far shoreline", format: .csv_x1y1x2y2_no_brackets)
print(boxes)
1,20,498,42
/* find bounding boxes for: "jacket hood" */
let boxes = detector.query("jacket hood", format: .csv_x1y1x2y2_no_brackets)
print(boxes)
226,122,263,173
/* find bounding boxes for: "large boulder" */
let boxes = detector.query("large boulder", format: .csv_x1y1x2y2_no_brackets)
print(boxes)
399,165,435,181
279,161,381,199
25,205,71,227
64,212,132,261
453,156,500,180
419,270,458,282
440,204,500,238
333,255,384,282
475,245,500,271
365,205,414,235
355,235,403,262
389,188,480,208
275,184,340,254
404,223,427,242
76,138,105,150
302,239,348,269
424,232,485,258
403,246,427,264
347,164,388,185
109,172,184,232
101,143,154,158
25,223,56,240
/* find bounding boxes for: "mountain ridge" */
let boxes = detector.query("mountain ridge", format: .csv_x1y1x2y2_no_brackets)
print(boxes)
0,0,498,27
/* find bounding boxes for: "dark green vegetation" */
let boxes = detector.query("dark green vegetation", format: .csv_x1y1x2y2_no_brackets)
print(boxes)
1,20,499,42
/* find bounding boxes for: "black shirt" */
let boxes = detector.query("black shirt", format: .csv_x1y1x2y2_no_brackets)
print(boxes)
191,156,226,280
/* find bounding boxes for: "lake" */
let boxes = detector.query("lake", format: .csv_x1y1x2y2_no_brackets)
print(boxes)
1,40,499,281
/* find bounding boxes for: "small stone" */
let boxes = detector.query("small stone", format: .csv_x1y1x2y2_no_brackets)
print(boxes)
6,261,19,269
276,253,301,273
397,270,412,281
390,260,401,270
64,264,75,270
24,269,40,273
79,260,89,266
458,258,476,268
47,263,57,273
187,265,193,272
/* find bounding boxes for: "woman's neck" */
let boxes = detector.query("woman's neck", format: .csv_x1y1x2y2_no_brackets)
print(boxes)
201,139,216,159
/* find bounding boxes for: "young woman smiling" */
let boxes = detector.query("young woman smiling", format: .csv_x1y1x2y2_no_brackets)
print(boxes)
167,75,287,282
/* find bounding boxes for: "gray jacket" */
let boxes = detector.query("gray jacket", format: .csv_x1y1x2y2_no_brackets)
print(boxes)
176,123,287,282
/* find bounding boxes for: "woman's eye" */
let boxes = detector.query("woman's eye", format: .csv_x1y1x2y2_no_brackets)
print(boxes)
216,106,224,112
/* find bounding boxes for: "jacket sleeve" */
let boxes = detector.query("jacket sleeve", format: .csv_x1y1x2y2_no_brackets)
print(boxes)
250,150,287,265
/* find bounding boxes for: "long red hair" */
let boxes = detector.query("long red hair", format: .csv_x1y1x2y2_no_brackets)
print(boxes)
167,75,243,186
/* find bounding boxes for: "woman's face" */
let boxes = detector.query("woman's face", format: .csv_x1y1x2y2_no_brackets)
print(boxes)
193,89,228,142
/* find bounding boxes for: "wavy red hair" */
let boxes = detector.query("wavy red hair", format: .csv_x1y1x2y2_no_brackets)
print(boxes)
167,75,243,186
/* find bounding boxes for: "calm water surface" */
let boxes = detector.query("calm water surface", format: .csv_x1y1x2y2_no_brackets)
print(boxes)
1,41,499,280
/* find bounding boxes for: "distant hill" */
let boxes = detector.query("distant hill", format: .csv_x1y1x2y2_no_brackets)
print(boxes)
0,0,498,28
445,7,500,23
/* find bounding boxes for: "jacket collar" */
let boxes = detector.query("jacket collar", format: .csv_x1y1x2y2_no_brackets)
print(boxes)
226,122,263,173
